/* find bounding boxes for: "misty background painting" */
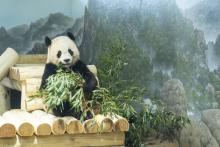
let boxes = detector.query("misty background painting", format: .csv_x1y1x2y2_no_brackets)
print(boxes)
1,0,220,120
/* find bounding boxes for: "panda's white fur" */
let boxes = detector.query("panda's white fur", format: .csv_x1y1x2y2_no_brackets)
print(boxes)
47,36,80,67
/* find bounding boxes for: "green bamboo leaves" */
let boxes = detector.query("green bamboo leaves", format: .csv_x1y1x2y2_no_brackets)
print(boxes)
43,69,85,112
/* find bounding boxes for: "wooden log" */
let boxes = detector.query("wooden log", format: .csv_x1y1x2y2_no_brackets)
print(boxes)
9,65,45,81
9,64,97,81
83,119,99,133
0,116,16,138
20,110,51,136
17,54,97,75
32,110,66,135
7,109,51,136
62,116,84,134
0,48,19,80
2,110,34,136
95,114,113,132
108,114,129,132
17,54,47,64
0,84,10,114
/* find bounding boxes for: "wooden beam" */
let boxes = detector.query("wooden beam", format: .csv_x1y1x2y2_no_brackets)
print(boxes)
9,65,45,81
9,64,97,81
17,54,47,64
0,132,125,147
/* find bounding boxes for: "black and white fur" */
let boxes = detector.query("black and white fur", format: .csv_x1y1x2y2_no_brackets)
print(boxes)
40,32,97,118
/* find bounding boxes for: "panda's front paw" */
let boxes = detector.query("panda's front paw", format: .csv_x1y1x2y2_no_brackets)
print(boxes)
83,84,93,93
84,80,97,92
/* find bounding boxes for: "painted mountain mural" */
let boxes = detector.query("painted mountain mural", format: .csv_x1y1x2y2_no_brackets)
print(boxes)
1,0,220,130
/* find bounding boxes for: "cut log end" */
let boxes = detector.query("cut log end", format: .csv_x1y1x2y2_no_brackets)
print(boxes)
115,119,129,132
18,122,34,136
36,123,51,136
52,119,66,135
100,118,113,132
0,123,16,138
67,121,84,134
83,119,99,133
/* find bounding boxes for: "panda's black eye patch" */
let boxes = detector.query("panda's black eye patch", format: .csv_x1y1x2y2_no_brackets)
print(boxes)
68,49,73,56
57,50,62,58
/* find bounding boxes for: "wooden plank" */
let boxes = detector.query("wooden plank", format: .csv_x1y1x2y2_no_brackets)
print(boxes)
9,64,97,81
9,65,45,81
18,54,47,64
0,132,125,147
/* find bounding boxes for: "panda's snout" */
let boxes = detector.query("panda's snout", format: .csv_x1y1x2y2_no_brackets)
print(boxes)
64,59,70,63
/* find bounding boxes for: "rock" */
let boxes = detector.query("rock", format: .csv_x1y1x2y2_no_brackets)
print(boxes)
145,139,179,147
160,79,187,116
202,109,220,145
179,119,219,147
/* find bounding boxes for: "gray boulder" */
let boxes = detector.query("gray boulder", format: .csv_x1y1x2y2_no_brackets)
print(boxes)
202,109,220,145
179,119,219,147
160,79,187,116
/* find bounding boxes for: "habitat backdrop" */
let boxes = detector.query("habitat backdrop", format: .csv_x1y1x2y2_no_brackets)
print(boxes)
1,0,220,119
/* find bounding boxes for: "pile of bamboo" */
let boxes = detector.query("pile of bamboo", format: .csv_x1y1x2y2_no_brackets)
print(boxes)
0,109,129,138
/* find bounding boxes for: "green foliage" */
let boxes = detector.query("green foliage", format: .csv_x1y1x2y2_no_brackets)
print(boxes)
96,41,190,147
39,68,85,112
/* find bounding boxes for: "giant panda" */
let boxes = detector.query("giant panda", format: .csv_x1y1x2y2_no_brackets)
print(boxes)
40,32,98,118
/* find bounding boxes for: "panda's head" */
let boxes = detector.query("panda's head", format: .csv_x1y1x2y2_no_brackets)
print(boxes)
45,32,80,68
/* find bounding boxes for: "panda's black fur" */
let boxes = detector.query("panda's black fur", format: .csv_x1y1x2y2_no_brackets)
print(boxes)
40,32,97,119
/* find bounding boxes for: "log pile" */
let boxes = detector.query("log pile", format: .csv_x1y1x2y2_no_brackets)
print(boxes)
0,109,129,138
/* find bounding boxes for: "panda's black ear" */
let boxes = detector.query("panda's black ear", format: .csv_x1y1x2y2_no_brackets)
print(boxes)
45,36,51,47
67,32,75,41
